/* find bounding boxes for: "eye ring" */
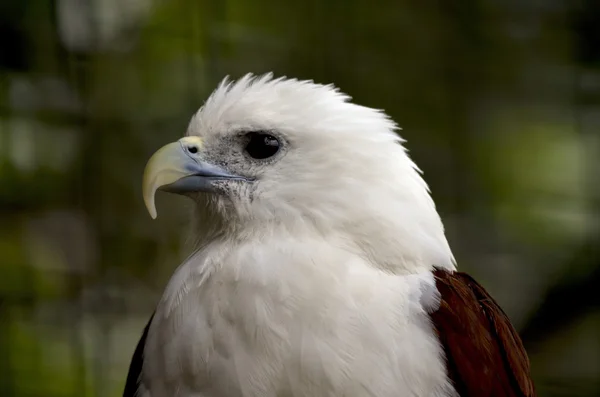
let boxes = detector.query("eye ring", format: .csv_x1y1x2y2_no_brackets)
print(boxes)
245,132,280,160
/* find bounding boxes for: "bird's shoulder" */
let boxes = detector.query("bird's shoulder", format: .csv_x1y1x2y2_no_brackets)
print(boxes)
123,313,154,397
429,268,536,397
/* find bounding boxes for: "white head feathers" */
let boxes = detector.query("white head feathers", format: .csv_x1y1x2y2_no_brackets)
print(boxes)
185,73,455,273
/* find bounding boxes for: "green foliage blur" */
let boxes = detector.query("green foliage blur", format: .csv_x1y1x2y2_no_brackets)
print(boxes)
0,0,599,396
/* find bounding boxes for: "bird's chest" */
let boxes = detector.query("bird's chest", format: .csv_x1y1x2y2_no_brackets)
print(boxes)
142,245,454,397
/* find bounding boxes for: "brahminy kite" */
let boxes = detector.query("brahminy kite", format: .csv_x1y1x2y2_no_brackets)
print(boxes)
124,74,535,397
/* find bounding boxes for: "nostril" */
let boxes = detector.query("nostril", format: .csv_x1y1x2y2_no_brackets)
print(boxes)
187,146,198,154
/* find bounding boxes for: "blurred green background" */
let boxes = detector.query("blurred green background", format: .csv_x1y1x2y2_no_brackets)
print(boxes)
0,0,599,396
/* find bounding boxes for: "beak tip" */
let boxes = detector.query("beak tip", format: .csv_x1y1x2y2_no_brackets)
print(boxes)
147,203,158,220
143,193,158,220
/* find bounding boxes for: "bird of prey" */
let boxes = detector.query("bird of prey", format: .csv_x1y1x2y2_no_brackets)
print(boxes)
124,74,535,397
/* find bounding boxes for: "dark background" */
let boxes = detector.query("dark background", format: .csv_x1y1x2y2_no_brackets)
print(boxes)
1,0,599,396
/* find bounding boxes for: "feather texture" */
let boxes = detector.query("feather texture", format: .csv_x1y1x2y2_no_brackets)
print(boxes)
124,313,154,397
138,237,457,397
430,269,536,397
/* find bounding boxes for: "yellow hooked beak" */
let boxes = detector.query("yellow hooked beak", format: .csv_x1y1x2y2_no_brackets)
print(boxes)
142,136,246,219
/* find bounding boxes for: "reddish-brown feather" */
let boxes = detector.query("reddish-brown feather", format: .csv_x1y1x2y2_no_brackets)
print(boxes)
430,269,536,397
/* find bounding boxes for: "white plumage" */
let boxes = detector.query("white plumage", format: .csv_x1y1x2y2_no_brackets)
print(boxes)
139,74,459,397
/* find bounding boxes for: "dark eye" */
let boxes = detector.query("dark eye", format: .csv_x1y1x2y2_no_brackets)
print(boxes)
245,132,280,159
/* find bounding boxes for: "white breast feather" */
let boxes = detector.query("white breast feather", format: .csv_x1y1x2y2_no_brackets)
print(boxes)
141,235,458,397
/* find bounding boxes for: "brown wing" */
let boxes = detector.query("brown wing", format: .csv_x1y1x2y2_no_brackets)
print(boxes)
123,313,154,397
430,269,536,397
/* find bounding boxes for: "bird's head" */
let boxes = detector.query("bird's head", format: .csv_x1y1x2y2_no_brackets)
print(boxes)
143,73,455,272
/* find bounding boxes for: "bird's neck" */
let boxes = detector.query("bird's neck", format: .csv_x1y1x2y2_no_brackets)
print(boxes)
189,218,448,276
